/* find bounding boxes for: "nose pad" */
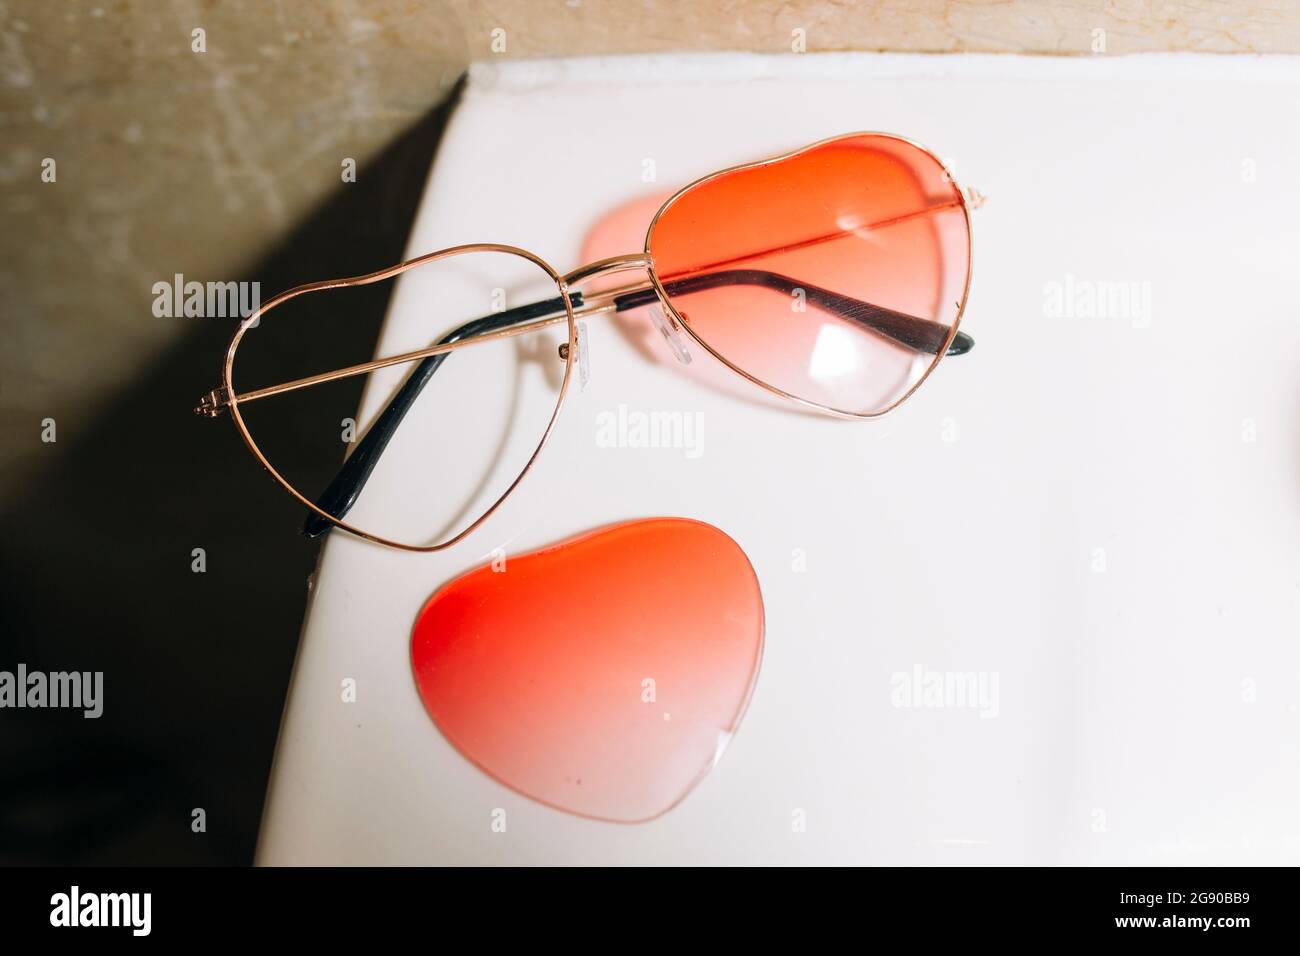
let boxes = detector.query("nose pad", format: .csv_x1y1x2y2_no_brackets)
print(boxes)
651,305,692,365
575,320,591,391
557,320,592,392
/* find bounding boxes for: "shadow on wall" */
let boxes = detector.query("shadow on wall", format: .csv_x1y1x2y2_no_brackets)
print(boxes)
0,82,463,865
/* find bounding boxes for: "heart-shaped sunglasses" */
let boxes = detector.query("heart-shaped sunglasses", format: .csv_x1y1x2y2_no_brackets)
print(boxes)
196,132,982,551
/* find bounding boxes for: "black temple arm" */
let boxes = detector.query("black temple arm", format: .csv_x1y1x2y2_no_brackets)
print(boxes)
616,269,973,356
301,291,582,538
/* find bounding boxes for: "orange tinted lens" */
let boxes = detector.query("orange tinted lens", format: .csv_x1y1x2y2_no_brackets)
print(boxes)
410,518,764,823
648,135,970,414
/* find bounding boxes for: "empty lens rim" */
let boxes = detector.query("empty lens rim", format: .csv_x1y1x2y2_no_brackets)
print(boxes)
223,243,578,553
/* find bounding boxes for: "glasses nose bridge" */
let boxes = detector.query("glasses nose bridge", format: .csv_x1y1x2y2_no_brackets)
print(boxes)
563,253,654,290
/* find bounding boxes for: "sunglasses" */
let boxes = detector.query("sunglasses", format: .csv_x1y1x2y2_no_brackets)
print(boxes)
196,132,980,552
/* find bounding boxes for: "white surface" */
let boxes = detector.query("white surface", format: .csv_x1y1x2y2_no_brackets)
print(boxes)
256,52,1300,865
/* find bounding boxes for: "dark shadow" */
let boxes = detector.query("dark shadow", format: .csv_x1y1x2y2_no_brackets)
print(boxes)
0,79,465,865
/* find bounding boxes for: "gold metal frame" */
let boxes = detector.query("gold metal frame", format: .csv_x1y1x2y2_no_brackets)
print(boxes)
199,132,978,552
